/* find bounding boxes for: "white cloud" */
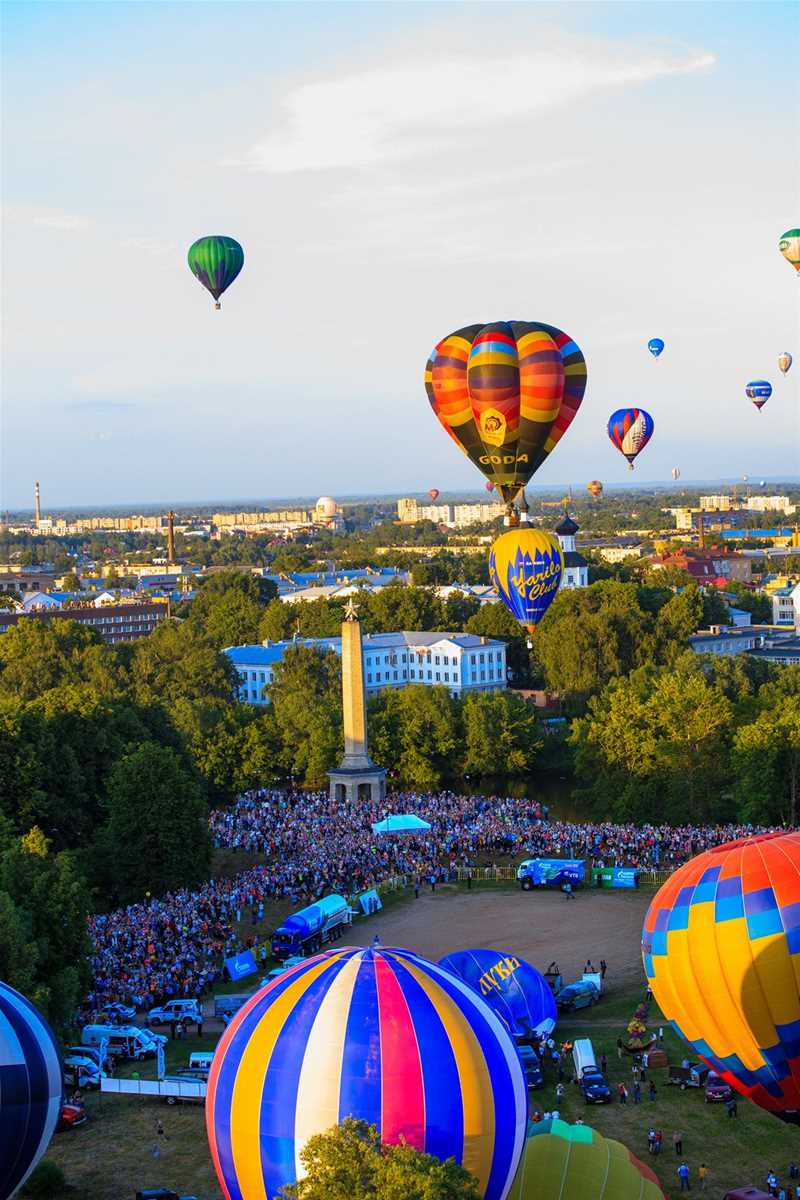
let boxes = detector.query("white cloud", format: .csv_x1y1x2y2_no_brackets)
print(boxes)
32,211,92,231
243,42,715,173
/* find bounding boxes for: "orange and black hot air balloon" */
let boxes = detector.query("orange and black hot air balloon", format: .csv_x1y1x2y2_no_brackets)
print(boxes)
425,321,587,512
428,488,440,502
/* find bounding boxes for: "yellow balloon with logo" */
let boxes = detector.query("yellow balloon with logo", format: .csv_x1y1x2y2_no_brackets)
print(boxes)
489,529,563,634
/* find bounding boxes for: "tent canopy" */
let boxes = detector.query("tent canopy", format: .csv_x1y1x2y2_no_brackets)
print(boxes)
371,814,432,835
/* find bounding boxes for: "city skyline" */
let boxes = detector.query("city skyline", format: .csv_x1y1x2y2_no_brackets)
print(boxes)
3,1,798,508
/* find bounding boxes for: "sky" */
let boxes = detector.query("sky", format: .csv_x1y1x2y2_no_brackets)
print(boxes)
2,1,798,509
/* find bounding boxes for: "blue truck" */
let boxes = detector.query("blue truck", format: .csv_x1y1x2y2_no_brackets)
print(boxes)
271,894,352,959
517,858,586,891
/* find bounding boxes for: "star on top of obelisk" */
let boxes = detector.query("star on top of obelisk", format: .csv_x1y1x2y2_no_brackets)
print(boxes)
343,598,359,622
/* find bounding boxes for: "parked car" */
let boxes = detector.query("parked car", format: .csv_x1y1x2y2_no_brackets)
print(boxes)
556,981,599,1013
580,1068,612,1105
517,1045,544,1090
97,1002,136,1023
67,1044,108,1071
705,1070,733,1103
147,999,202,1027
261,955,306,987
57,1099,88,1130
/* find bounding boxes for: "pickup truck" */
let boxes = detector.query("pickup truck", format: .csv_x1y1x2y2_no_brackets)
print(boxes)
146,999,202,1027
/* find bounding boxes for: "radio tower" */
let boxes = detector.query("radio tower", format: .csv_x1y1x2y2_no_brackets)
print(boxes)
34,481,42,528
166,510,176,565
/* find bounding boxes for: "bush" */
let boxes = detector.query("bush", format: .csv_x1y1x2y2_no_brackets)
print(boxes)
20,1159,66,1198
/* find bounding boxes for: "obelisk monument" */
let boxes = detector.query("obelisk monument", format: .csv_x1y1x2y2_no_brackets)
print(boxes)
328,600,386,803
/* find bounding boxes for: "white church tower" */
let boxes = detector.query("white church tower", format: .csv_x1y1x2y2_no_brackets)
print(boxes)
554,513,588,589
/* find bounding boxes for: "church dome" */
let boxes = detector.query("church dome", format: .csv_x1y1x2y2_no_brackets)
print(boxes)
555,513,579,536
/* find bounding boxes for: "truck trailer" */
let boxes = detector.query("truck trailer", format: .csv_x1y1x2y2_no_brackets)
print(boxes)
271,894,352,959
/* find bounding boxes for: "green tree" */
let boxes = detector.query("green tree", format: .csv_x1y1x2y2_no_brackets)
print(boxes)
279,1118,480,1200
128,619,235,707
0,619,104,701
0,828,91,1025
461,691,542,778
61,571,83,592
733,697,800,825
99,743,211,905
269,646,343,786
655,585,703,663
390,686,459,788
701,588,730,626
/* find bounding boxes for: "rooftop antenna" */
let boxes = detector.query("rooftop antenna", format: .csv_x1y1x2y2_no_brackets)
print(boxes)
34,481,41,528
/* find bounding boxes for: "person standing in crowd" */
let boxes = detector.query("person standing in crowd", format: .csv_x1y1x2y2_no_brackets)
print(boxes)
698,1164,708,1192
600,958,607,979
649,1081,657,1102
678,1162,691,1192
673,1130,683,1156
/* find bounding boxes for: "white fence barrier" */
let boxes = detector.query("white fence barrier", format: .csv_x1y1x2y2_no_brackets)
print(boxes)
101,1076,206,1100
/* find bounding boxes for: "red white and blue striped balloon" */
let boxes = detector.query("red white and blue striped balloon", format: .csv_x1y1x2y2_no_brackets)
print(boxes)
207,946,528,1200
1,981,63,1200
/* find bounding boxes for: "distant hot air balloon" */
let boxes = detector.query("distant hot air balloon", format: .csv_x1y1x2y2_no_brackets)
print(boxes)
647,338,665,359
671,467,680,481
778,352,793,376
488,529,563,634
779,229,800,274
607,409,654,470
428,488,440,502
1,982,63,1200
643,831,800,1125
507,1119,665,1200
746,380,772,411
486,480,495,493
187,235,244,309
587,479,603,499
425,321,587,513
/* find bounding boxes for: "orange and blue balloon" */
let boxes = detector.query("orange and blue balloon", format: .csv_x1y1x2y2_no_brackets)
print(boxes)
1,982,63,1200
746,380,772,411
206,946,527,1200
643,831,800,1124
647,338,665,359
439,949,557,1040
425,321,587,505
489,529,563,634
607,408,654,470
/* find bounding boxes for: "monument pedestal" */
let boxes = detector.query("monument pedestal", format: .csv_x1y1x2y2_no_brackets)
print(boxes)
328,764,386,804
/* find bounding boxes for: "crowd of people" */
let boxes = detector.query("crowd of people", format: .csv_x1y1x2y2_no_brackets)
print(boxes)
85,788,777,1015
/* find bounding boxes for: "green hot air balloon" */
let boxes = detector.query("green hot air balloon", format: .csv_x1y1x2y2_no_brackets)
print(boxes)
508,1119,665,1200
187,235,244,309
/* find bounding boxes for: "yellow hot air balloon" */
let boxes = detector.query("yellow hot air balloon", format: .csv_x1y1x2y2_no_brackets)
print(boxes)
587,479,603,499
778,352,793,376
779,229,800,274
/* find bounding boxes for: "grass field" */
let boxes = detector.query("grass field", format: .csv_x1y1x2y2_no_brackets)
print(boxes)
42,884,796,1200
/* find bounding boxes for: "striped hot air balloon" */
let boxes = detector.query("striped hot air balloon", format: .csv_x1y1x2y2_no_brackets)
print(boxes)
425,321,587,507
507,1119,665,1200
1,982,63,1200
206,946,527,1200
607,409,654,470
746,380,772,411
779,229,800,274
187,235,244,309
643,831,800,1124
439,949,557,1039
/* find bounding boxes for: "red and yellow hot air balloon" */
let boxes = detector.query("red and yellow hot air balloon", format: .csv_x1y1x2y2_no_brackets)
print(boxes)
425,321,587,514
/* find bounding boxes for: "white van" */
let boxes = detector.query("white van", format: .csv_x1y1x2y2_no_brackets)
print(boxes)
572,1038,597,1079
188,1052,214,1072
81,1024,156,1061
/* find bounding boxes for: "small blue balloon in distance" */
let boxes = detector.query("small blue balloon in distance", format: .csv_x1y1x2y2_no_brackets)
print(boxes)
439,948,557,1040
647,338,664,358
746,379,772,411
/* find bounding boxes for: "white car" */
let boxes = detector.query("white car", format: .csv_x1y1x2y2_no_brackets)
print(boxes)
147,999,202,1027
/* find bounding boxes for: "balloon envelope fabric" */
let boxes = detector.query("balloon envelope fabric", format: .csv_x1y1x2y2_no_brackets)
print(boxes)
642,831,800,1121
488,529,563,633
206,946,528,1200
425,321,587,504
0,981,63,1200
607,408,654,468
507,1119,664,1200
187,235,244,304
438,950,557,1039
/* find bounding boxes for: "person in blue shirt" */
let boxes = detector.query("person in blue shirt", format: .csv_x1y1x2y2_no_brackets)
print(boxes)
678,1162,691,1191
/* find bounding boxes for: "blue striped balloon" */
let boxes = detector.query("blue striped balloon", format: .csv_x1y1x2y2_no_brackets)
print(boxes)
0,982,63,1200
207,946,528,1200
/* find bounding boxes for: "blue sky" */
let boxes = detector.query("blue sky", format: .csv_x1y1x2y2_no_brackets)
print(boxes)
2,1,798,508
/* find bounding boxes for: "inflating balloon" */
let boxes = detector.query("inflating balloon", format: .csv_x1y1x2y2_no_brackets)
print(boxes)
428,488,440,502
507,1119,664,1200
607,409,654,470
671,467,680,481
439,949,557,1039
779,229,800,274
746,380,772,411
425,321,587,511
643,831,800,1125
587,479,603,499
1,982,63,1200
778,352,793,376
489,529,563,634
187,235,244,309
647,338,665,359
207,946,527,1200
